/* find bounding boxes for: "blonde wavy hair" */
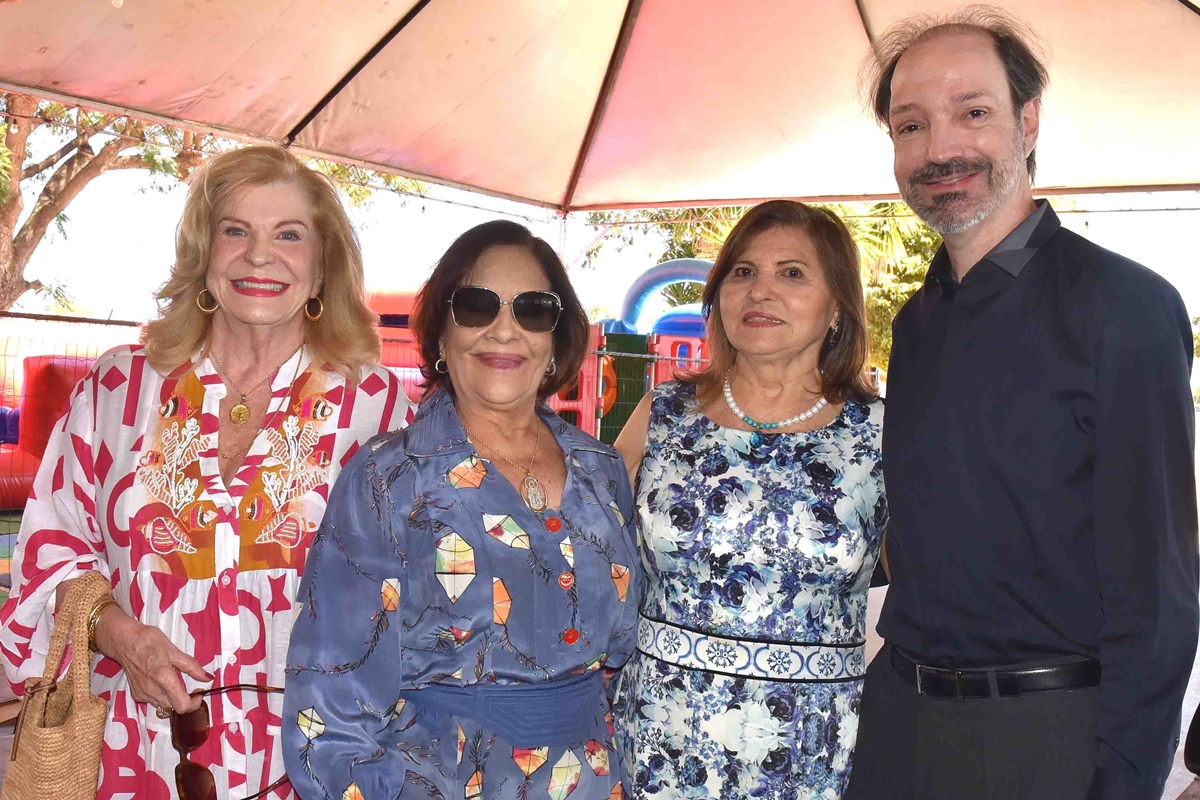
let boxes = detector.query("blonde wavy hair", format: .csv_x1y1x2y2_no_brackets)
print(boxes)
141,145,380,380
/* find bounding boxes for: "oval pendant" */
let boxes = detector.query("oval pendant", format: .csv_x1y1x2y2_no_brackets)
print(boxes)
229,403,251,424
522,475,547,512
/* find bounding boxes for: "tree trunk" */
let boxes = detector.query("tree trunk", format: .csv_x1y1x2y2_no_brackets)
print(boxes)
0,268,36,309
0,98,152,312
0,228,36,310
0,93,37,311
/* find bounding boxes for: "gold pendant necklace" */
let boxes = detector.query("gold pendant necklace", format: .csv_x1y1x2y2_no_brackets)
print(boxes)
209,343,304,425
462,419,546,512
229,398,252,425
217,351,306,465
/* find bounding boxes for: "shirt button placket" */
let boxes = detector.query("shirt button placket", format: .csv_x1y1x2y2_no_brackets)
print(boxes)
216,564,241,674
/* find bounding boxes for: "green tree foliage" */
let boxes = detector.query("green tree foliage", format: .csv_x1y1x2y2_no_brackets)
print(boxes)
0,123,12,203
0,93,424,312
309,158,425,207
584,207,748,266
1193,317,1200,404
587,202,938,370
841,202,939,370
660,281,704,307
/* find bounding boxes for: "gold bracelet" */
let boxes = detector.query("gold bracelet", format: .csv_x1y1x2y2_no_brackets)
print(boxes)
86,595,118,652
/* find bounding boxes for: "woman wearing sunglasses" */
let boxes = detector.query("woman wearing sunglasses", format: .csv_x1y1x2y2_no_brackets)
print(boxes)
0,146,413,800
283,220,641,800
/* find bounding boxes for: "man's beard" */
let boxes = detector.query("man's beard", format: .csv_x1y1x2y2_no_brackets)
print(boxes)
900,126,1026,236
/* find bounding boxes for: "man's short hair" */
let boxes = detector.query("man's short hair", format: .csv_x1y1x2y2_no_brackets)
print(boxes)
861,5,1050,180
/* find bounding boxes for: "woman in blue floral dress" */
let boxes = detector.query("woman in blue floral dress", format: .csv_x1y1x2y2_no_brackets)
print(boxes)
614,201,887,800
283,221,640,800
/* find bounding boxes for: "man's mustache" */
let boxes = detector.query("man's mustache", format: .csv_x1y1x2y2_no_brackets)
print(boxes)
908,157,993,186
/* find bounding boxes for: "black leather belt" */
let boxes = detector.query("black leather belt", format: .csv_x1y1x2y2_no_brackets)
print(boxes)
889,646,1100,701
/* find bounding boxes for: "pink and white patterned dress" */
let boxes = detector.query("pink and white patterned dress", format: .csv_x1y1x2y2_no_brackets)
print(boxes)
0,344,413,800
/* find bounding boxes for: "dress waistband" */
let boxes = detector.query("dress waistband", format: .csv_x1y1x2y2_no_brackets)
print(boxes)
397,670,604,748
637,615,866,682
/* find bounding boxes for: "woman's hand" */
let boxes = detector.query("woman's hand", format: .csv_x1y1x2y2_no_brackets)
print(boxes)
89,593,212,715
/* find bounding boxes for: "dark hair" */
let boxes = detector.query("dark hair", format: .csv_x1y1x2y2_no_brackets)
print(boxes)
683,200,874,407
862,5,1049,180
410,220,589,402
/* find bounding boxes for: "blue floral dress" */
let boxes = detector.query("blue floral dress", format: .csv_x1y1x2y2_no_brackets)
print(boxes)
283,389,641,800
614,382,886,800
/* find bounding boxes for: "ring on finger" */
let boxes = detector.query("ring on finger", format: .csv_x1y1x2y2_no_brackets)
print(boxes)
156,705,171,719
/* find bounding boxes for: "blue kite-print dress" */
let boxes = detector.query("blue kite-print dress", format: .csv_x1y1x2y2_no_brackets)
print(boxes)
283,389,641,800
614,382,886,800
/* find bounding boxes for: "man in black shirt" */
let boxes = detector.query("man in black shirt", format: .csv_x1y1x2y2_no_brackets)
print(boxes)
845,8,1198,800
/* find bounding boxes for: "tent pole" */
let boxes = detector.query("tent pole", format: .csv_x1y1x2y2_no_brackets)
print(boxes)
560,0,644,212
285,0,436,145
557,211,569,260
854,0,877,46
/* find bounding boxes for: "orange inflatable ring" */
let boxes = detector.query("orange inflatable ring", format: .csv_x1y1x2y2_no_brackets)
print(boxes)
600,356,618,417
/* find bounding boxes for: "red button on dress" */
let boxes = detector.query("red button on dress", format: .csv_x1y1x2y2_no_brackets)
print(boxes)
563,628,580,644
545,517,562,532
558,572,575,590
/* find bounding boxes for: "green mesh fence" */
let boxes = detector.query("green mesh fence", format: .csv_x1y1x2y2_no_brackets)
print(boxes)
596,334,651,445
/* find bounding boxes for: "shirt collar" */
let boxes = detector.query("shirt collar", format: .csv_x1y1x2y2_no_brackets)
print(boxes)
403,386,615,460
926,199,1061,289
985,199,1054,277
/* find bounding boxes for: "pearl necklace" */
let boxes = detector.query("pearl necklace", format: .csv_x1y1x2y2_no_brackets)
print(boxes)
723,372,827,431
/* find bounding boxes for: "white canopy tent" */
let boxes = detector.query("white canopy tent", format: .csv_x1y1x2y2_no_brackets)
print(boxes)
1,0,1198,210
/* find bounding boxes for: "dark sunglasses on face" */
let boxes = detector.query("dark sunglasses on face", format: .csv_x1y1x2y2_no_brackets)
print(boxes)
447,285,562,333
172,684,287,800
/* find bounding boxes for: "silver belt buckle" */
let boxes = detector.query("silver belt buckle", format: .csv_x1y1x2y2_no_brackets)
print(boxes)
915,663,965,700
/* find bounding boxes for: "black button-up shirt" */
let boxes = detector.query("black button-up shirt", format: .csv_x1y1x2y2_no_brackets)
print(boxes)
881,201,1198,798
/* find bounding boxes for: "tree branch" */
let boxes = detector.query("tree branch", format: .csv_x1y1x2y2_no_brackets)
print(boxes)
20,132,87,180
2,96,38,162
10,134,133,276
17,112,120,181
2,93,39,241
109,154,148,170
174,130,206,181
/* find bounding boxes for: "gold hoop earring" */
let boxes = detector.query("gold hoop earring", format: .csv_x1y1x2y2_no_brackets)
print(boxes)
196,288,218,315
305,296,324,322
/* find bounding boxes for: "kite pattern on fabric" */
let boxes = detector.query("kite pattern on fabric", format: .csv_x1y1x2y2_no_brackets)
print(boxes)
0,345,413,800
283,389,641,800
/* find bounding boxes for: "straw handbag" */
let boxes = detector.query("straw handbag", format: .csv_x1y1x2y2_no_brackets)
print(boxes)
2,570,110,800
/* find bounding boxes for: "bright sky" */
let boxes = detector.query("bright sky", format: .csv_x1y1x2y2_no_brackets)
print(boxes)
13,167,1200,338
13,169,665,325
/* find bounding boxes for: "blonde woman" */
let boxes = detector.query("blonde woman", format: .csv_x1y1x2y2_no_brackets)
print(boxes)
0,145,413,800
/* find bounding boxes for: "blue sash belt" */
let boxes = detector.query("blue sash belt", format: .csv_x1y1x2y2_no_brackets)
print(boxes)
397,670,604,747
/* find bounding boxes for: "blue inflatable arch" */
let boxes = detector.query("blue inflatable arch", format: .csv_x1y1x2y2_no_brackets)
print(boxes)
618,258,714,333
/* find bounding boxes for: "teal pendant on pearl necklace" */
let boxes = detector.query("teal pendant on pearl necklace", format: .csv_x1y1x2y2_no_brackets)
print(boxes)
722,371,827,430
